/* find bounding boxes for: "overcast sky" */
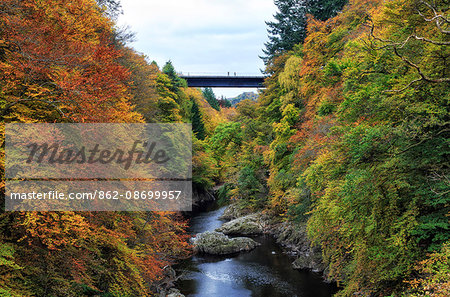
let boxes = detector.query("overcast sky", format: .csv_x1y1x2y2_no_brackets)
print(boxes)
117,0,276,98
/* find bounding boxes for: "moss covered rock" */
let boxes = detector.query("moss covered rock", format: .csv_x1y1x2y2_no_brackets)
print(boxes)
192,231,260,255
219,204,251,220
216,214,263,235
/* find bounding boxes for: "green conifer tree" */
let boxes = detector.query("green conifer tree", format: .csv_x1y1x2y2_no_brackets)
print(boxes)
191,100,206,140
262,0,307,63
262,0,348,63
306,0,347,21
202,87,220,111
162,60,187,90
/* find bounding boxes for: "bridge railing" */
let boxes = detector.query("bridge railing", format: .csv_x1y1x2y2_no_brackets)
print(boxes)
177,72,263,77
178,74,265,88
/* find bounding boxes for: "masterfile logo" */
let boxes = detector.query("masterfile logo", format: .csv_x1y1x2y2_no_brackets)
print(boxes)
26,140,171,170
5,123,192,211
6,123,191,179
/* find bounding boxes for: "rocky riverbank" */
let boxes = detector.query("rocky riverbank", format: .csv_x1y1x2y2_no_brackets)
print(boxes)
217,204,327,275
173,201,329,296
268,221,326,273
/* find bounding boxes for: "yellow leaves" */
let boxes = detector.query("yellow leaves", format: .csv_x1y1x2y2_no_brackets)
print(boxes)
35,0,110,45
404,242,450,296
278,55,302,92
376,0,409,27
17,212,91,250
111,98,145,123
23,83,53,100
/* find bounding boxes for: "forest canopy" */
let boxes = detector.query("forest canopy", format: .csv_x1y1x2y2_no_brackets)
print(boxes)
0,0,449,296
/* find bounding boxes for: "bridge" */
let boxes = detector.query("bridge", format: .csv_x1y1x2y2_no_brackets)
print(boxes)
179,74,265,88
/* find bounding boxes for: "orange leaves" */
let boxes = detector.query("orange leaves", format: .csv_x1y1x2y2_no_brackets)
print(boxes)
2,210,192,295
287,1,380,178
1,1,191,294
1,0,140,123
16,211,91,250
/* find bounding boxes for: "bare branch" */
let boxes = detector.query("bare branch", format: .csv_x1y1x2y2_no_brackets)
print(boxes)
369,25,450,48
383,78,423,93
431,188,450,196
429,171,450,196
366,14,450,92
393,46,450,83
417,0,450,34
407,35,450,46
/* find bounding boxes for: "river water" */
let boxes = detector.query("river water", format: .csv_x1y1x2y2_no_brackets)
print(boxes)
176,203,338,297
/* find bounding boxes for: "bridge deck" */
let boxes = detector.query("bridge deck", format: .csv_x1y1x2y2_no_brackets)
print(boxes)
180,75,265,88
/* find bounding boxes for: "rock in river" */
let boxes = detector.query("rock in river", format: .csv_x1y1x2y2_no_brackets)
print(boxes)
192,231,260,255
215,214,263,235
219,203,250,220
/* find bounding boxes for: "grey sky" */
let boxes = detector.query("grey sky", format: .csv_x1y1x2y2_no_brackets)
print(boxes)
117,0,276,98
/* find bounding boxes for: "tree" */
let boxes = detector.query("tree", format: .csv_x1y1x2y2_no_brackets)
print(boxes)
261,0,308,63
208,122,243,179
155,74,182,122
191,100,206,140
202,88,220,111
96,0,122,19
306,0,347,21
0,1,192,295
160,61,191,121
218,97,232,108
162,60,187,90
262,0,348,63
119,47,159,122
0,0,142,123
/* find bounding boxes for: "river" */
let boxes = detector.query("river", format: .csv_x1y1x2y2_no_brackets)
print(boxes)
176,203,338,297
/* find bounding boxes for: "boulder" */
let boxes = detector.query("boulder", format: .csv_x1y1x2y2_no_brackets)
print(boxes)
192,231,260,255
219,204,250,220
292,248,325,272
216,214,263,235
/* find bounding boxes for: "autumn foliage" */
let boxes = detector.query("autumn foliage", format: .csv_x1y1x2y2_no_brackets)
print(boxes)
1,0,449,296
1,1,192,296
207,0,449,296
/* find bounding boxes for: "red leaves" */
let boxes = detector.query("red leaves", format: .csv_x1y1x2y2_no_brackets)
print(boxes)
1,0,141,123
4,210,192,294
0,0,189,295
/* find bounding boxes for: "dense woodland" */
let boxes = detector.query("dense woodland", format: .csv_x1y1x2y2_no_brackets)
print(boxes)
0,0,449,296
